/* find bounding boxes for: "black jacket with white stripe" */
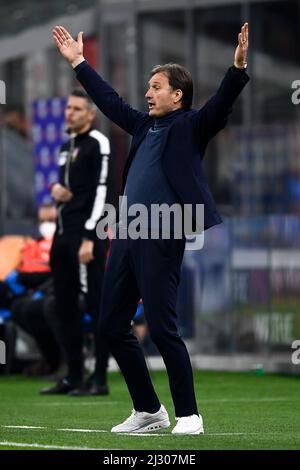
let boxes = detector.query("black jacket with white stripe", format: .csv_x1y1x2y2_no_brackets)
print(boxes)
56,128,110,240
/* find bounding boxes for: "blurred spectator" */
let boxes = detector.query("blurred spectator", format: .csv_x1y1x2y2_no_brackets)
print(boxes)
0,106,36,222
3,106,29,139
18,203,56,274
11,280,61,376
0,203,56,298
0,203,62,375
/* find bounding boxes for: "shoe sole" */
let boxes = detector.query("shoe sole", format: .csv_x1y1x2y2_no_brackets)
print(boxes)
172,428,204,435
112,419,170,433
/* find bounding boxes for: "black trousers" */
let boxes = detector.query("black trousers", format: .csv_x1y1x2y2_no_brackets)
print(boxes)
50,232,109,385
99,233,198,417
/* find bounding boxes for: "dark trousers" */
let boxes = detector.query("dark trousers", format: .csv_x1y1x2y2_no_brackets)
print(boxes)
50,232,109,385
99,233,198,417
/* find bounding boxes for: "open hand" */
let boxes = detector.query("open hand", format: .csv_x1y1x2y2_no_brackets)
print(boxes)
234,23,249,69
52,25,85,68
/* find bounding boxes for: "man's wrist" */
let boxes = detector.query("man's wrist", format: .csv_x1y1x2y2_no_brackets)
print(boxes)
71,56,85,69
234,61,247,70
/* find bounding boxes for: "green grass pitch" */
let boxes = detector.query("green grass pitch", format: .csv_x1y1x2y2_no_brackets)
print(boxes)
0,370,299,450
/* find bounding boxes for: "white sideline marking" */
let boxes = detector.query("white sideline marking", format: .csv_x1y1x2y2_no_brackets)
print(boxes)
2,425,46,429
57,428,107,433
122,433,170,437
35,401,121,406
206,432,250,436
121,432,251,437
1,425,107,434
1,426,250,437
0,441,107,450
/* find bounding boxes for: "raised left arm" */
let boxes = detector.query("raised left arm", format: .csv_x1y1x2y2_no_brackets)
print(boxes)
193,23,249,143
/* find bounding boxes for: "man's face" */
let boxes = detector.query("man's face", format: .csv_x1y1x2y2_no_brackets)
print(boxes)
65,96,95,133
145,72,182,118
38,206,57,240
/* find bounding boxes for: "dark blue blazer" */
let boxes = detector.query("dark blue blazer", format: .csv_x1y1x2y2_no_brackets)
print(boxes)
75,61,249,230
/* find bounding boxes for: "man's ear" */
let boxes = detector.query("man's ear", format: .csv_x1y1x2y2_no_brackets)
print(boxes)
174,89,183,104
90,108,97,121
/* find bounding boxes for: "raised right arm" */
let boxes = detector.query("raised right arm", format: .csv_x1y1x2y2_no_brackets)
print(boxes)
74,61,145,135
52,26,145,135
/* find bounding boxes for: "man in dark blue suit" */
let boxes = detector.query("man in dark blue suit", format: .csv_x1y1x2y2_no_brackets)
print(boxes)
53,23,249,435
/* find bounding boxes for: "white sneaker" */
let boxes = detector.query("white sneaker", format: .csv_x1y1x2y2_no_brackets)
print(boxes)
172,414,204,435
111,404,170,433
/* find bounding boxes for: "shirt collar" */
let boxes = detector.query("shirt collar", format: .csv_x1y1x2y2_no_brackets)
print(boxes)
153,108,185,129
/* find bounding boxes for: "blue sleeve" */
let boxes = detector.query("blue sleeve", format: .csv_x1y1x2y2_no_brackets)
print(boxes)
192,66,250,143
75,61,147,136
